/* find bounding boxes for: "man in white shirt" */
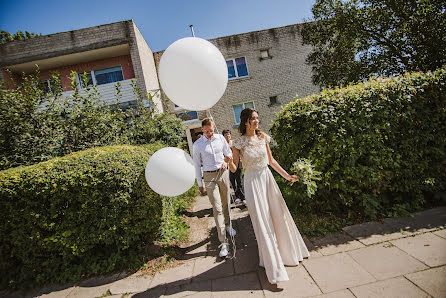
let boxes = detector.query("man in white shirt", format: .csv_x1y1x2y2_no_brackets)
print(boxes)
193,118,236,258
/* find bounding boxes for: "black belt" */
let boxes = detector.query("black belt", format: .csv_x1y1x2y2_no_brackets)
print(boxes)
204,169,221,173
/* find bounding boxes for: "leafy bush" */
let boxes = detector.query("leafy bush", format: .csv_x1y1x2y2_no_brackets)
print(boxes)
272,68,446,221
0,70,185,170
0,144,197,289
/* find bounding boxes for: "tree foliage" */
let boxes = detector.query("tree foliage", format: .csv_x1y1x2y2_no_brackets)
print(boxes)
0,30,42,44
301,0,446,87
0,69,185,170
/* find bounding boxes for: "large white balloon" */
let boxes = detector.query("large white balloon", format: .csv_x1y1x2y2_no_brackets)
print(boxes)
158,37,228,111
145,147,195,197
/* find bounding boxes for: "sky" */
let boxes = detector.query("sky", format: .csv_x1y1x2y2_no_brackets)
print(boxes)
0,0,316,52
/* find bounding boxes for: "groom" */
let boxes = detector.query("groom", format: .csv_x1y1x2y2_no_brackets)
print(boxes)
193,118,236,258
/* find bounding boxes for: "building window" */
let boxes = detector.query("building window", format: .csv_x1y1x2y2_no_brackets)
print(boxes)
78,71,94,88
268,96,279,106
39,79,51,93
232,101,254,125
77,66,124,88
260,49,272,59
176,110,199,122
226,57,249,80
38,79,61,94
95,66,123,85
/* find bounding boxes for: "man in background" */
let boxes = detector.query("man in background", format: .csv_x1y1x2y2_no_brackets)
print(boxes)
222,130,245,206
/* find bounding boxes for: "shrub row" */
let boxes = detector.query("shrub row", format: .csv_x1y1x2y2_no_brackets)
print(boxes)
271,68,446,220
0,144,197,289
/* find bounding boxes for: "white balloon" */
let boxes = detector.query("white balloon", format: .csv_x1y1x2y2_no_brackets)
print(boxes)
145,147,195,197
159,37,228,111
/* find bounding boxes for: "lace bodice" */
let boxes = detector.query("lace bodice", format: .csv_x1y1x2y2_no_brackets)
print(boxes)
232,134,271,171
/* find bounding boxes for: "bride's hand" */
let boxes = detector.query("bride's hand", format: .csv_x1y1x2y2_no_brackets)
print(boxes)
287,174,298,183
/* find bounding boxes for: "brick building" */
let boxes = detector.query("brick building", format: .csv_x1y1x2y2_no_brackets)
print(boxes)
1,21,319,154
0,20,163,112
154,23,320,152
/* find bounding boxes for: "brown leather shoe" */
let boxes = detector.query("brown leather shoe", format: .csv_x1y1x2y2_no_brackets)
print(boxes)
269,283,284,292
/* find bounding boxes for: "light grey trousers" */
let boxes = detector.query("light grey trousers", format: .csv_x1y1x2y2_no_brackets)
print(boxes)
203,169,231,244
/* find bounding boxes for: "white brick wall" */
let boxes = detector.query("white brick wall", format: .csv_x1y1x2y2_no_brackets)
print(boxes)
208,23,320,138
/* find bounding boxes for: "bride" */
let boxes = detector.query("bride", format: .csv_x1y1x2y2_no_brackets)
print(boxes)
225,108,310,286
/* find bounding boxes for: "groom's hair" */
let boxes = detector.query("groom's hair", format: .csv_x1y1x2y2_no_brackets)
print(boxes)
201,118,214,127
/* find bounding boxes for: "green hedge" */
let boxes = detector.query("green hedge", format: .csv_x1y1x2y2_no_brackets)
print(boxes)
271,68,446,220
0,144,197,289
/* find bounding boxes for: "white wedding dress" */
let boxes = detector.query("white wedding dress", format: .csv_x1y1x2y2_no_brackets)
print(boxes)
233,134,310,284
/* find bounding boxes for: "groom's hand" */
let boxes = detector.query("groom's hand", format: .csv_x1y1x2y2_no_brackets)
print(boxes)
220,162,227,171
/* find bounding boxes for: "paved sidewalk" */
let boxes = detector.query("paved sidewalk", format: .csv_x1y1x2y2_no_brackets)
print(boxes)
4,196,446,298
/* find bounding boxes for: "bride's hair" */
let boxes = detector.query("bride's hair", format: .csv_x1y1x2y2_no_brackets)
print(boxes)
239,108,264,138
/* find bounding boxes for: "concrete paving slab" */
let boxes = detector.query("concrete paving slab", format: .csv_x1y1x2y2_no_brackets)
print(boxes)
383,217,436,235
132,284,166,297
77,273,122,287
391,232,446,267
343,207,446,246
405,265,446,298
235,216,257,248
38,287,76,298
259,265,321,297
211,272,263,297
163,279,212,297
182,243,209,260
407,206,446,231
303,253,375,293
433,228,446,240
342,221,412,246
307,250,324,258
150,261,195,288
164,292,211,298
192,257,234,282
22,282,78,298
229,207,249,220
347,242,428,280
310,289,355,298
302,235,323,258
350,276,429,298
109,273,153,295
191,195,212,211
66,284,111,298
312,232,365,256
233,246,260,274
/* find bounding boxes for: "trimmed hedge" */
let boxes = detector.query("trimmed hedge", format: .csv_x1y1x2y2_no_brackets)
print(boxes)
271,68,446,220
0,144,197,289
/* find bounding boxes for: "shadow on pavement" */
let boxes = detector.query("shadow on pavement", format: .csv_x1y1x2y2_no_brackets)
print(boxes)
312,206,446,250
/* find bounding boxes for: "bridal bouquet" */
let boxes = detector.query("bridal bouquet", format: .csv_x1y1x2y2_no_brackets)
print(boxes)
290,158,322,198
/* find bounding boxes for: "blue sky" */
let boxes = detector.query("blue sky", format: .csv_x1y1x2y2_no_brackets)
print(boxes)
0,0,316,52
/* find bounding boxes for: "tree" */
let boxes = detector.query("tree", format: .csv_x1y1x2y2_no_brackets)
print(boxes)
0,30,42,44
301,0,446,87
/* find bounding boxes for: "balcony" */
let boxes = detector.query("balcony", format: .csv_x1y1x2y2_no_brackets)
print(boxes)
61,78,137,105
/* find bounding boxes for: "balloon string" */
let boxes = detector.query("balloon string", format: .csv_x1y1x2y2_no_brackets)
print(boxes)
206,109,219,134
216,166,237,260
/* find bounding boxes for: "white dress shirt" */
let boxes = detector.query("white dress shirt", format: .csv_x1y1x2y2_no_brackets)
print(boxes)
193,134,232,187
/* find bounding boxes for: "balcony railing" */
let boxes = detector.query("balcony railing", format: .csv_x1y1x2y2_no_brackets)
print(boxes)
61,79,136,105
